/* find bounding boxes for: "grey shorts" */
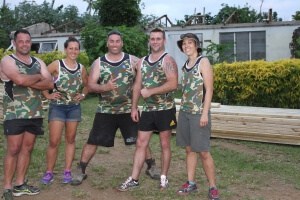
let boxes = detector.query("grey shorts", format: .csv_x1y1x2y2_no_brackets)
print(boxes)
176,111,211,152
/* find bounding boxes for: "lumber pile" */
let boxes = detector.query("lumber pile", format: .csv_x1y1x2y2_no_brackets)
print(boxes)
174,99,300,145
210,105,300,145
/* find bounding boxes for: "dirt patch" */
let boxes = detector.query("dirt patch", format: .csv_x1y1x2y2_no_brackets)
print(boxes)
2,137,300,200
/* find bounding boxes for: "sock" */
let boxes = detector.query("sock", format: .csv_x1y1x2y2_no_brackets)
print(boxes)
188,181,196,185
79,161,88,174
132,178,139,183
145,158,154,170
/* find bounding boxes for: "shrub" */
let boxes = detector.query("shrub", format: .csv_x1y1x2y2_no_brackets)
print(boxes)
213,59,300,108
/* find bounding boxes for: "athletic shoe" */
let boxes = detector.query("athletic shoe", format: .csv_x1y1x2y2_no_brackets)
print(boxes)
159,175,169,190
2,189,13,200
70,164,87,186
62,170,72,184
145,159,160,180
12,182,40,197
70,173,87,186
41,171,54,185
208,187,220,200
117,177,139,192
177,181,198,195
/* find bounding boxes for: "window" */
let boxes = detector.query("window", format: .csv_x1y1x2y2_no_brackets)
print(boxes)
219,31,266,62
31,41,58,53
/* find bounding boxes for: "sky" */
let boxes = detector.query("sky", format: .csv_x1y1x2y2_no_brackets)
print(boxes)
3,0,299,22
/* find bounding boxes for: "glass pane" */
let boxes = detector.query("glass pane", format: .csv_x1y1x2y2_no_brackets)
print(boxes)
251,31,266,60
40,42,56,53
236,32,249,61
220,33,234,62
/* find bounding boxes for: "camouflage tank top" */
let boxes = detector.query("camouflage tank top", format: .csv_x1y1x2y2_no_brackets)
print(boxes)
3,55,44,120
96,53,135,114
141,52,175,111
51,60,83,105
180,56,205,114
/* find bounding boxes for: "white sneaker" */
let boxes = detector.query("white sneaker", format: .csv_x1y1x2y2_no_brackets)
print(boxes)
160,175,169,190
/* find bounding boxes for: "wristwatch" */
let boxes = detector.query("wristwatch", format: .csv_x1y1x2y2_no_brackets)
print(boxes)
81,93,85,97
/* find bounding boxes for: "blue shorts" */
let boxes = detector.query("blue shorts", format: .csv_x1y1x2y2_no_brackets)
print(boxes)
48,103,81,122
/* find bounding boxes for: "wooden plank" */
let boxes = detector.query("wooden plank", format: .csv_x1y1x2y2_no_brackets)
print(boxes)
212,114,300,126
212,129,300,145
211,105,300,119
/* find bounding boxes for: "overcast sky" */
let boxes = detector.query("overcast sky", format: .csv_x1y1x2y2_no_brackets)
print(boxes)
3,0,298,21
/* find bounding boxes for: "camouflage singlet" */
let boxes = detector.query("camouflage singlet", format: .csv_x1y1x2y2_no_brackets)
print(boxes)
3,55,44,120
141,52,175,111
51,60,83,105
96,53,135,114
180,56,205,114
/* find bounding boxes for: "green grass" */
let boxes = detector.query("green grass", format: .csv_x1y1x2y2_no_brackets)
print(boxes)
0,96,300,199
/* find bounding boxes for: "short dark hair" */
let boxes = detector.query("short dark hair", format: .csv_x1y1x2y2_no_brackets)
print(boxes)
14,29,31,41
64,37,80,49
107,30,123,40
150,27,165,39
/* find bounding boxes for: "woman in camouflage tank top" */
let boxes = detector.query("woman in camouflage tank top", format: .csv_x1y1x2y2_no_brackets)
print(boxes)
40,37,89,185
175,33,220,200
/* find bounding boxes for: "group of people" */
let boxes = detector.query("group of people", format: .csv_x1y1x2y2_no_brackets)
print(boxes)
0,27,220,200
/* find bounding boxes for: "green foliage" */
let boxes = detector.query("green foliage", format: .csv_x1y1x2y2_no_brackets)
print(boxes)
80,23,148,62
94,0,142,27
290,27,300,58
203,41,234,64
292,11,300,20
213,59,300,108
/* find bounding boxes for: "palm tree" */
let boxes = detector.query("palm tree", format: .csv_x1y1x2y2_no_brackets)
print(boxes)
83,0,94,15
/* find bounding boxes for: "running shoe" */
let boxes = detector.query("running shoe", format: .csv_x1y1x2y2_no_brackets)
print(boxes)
62,170,72,184
117,177,139,192
177,181,197,195
41,171,54,185
12,182,40,197
208,187,220,200
2,189,13,200
159,175,169,190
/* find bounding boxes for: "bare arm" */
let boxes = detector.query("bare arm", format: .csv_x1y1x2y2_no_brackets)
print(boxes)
30,58,54,90
131,58,142,122
88,58,117,93
141,55,178,98
199,57,214,127
73,65,89,101
0,55,42,86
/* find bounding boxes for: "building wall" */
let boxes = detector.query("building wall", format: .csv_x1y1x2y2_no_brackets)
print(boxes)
161,21,300,75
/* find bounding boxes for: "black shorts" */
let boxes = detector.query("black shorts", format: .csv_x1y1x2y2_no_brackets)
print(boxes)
3,118,44,136
87,113,137,147
138,108,177,132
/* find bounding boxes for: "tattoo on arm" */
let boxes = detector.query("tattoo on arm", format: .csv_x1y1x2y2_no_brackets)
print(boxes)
164,59,177,74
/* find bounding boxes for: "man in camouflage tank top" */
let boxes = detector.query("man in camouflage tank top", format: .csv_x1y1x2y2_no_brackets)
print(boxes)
70,30,159,186
118,28,178,192
0,29,53,199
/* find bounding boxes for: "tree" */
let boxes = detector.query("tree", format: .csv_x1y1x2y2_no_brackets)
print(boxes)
292,11,300,20
94,0,142,26
80,22,148,62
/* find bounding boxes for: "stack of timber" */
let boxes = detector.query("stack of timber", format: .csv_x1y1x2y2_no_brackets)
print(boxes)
174,99,300,145
211,105,300,145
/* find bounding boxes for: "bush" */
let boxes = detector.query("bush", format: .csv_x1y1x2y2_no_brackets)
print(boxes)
213,59,300,108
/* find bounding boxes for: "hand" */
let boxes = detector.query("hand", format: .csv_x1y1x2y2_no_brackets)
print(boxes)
49,92,62,100
131,108,140,122
199,114,209,127
141,88,151,98
73,93,85,102
105,76,118,91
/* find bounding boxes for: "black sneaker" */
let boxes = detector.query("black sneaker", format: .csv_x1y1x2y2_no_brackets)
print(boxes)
2,189,13,200
177,181,197,195
117,177,139,192
12,182,40,197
